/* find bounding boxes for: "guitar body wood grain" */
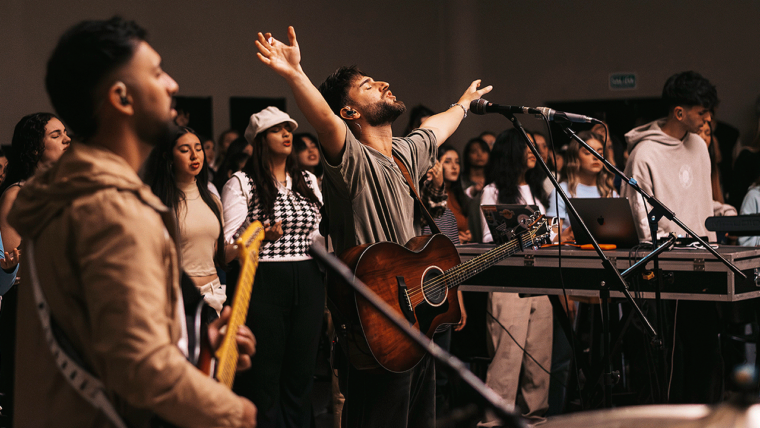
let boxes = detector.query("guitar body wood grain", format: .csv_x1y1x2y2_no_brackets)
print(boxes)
332,234,462,372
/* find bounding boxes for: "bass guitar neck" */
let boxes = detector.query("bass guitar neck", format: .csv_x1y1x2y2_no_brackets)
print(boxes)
213,221,265,388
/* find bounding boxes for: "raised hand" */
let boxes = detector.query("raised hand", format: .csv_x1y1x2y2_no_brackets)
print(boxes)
457,79,493,109
255,26,302,78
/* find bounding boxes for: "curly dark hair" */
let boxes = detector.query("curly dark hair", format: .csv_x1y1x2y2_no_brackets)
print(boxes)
144,126,226,268
0,112,58,195
46,16,147,141
318,65,366,116
485,128,547,207
662,71,719,112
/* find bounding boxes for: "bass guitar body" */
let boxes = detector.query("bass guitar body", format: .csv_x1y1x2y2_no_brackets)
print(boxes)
334,234,462,373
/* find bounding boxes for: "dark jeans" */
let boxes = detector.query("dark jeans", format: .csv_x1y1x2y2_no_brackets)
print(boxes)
342,353,436,428
233,260,325,428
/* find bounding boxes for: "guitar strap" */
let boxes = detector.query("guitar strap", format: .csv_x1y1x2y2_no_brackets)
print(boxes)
391,154,442,235
26,240,130,428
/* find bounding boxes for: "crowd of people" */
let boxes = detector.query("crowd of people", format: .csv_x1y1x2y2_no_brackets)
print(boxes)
2,15,760,428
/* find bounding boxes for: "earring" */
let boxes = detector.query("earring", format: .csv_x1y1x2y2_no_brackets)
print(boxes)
356,123,362,131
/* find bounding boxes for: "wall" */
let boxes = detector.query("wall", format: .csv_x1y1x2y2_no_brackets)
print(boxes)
2,0,759,151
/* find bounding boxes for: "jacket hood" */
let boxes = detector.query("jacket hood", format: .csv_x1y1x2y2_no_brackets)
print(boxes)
624,119,684,151
8,142,167,239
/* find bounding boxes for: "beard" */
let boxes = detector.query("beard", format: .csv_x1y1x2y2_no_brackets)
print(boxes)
135,111,179,148
362,99,407,127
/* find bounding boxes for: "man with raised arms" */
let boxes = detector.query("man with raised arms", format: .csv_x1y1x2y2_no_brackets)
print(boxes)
256,26,491,428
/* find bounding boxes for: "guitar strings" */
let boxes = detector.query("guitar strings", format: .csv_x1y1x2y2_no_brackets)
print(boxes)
416,227,543,303
406,227,544,304
406,232,529,301
405,231,538,306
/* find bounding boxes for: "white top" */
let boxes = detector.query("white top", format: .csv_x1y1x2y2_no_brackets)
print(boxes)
221,170,323,261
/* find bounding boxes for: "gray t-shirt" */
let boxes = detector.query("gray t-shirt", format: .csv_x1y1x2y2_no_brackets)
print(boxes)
320,123,437,256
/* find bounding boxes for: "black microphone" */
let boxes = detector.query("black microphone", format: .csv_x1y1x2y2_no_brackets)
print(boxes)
470,99,598,124
469,99,541,115
535,107,597,124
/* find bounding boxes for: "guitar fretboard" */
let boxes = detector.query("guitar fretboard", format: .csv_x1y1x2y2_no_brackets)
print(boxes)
215,222,264,388
427,227,542,291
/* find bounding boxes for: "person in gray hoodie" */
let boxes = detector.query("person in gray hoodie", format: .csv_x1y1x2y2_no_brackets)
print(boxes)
621,71,717,243
622,71,725,404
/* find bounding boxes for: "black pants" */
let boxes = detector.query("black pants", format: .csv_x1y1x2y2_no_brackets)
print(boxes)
673,301,724,404
0,285,17,426
342,353,436,428
233,260,325,428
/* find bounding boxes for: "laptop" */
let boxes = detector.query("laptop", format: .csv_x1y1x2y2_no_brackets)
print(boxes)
567,197,640,248
481,204,541,245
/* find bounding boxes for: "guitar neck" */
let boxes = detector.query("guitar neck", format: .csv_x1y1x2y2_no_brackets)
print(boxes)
214,222,264,388
444,230,538,288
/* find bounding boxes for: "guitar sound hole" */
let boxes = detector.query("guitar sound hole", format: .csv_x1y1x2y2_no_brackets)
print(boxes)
421,266,447,307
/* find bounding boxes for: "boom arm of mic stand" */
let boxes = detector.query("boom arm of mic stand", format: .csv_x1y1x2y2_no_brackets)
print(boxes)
560,125,746,279
308,244,525,428
620,233,677,279
500,111,658,340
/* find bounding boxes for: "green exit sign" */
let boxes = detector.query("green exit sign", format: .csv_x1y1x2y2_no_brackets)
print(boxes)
609,73,637,90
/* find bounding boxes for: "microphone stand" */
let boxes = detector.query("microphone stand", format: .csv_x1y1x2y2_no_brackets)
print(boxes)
308,244,526,428
559,123,747,402
560,124,744,278
500,111,659,408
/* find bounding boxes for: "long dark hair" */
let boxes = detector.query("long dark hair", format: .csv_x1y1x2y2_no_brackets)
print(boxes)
145,126,226,268
485,128,547,206
243,126,320,222
461,137,490,180
292,132,324,178
437,143,468,217
1,112,57,195
213,136,251,192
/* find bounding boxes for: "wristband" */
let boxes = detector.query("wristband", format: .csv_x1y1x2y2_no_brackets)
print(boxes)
449,103,467,118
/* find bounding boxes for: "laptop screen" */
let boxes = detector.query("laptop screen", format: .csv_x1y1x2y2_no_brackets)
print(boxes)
567,197,640,248
481,204,541,245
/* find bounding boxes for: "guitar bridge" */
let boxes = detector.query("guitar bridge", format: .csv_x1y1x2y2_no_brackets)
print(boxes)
396,276,416,326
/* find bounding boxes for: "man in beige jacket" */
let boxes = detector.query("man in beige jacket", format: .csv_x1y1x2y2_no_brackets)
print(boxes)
8,17,257,427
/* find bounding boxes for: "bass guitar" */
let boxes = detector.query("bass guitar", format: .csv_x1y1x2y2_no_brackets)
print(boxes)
329,214,550,372
153,221,265,427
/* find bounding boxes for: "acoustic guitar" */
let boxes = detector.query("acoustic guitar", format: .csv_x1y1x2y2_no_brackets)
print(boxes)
328,215,550,372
